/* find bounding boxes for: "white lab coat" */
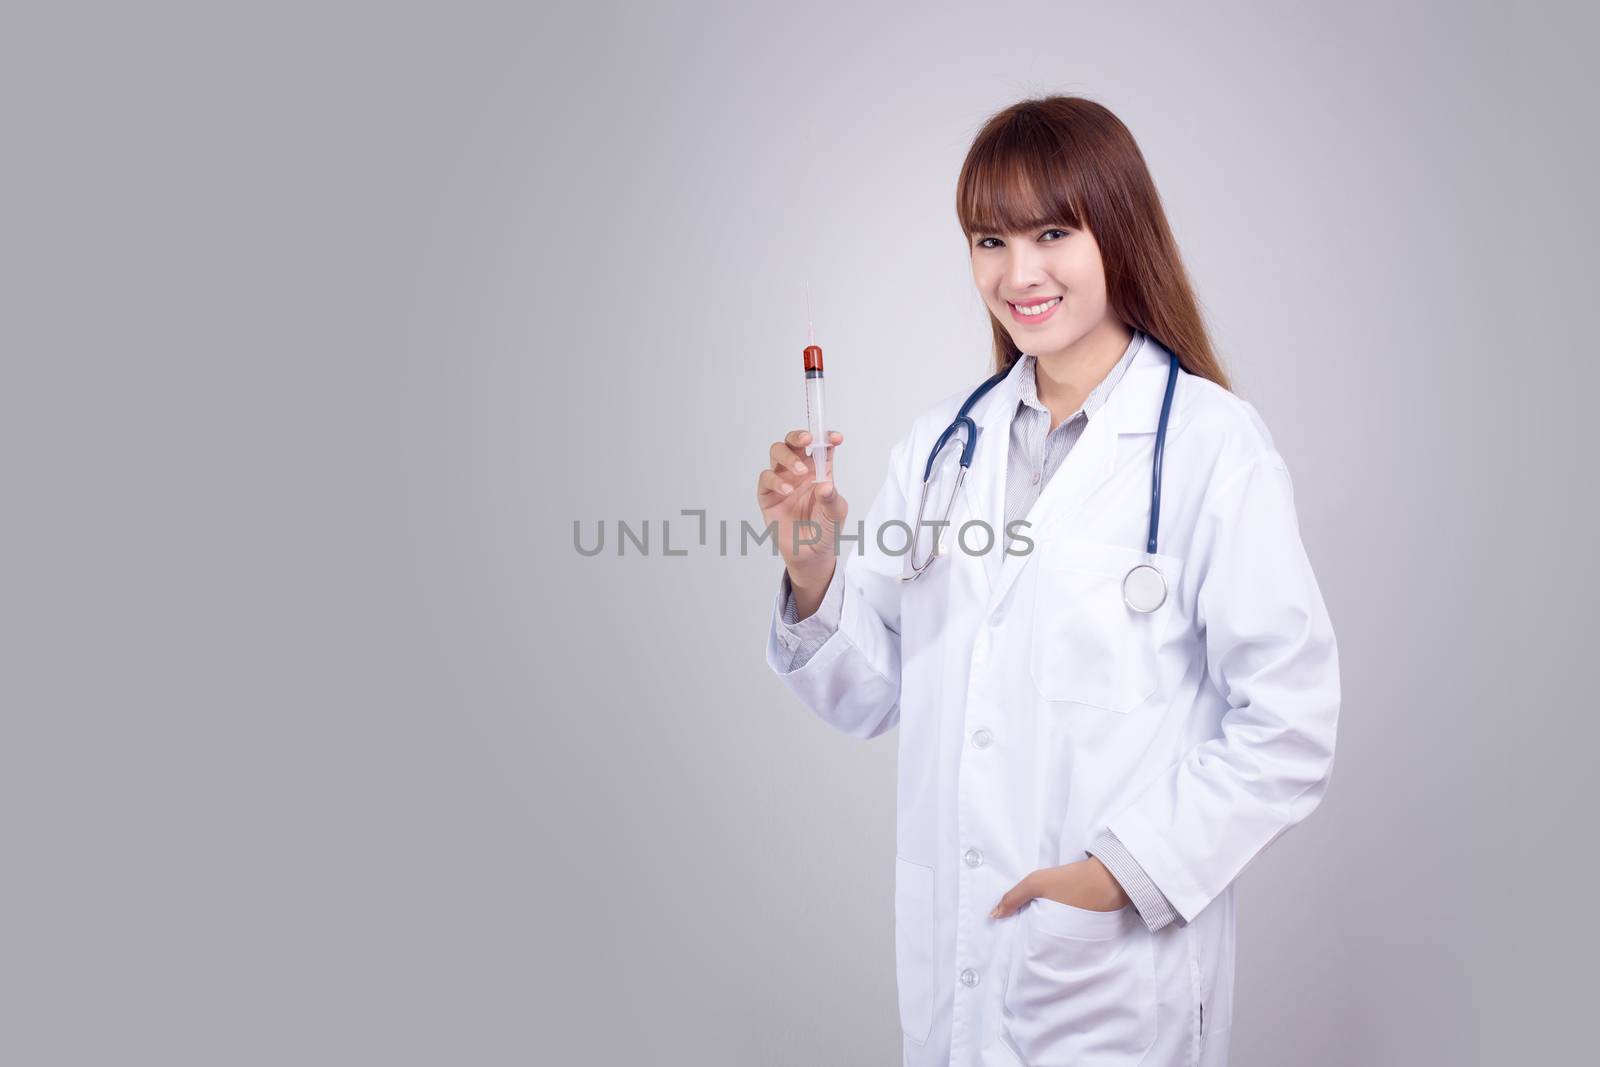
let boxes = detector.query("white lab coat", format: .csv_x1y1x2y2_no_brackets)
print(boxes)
765,335,1340,1066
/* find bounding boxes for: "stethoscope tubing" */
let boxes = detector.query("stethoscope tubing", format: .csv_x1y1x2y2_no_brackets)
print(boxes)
1146,351,1180,555
921,370,1008,483
913,351,1181,572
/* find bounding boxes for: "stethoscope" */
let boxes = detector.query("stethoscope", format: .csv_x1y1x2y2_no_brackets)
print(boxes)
903,352,1181,614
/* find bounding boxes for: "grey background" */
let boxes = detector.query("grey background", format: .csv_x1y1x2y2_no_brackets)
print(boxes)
5,1,1593,1063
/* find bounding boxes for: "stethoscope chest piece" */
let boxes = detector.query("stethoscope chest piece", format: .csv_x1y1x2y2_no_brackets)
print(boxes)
1123,563,1167,614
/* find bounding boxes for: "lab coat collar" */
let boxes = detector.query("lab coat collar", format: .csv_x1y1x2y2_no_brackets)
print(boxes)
1098,331,1175,436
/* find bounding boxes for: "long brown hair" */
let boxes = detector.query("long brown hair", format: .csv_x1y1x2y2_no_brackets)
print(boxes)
955,95,1231,390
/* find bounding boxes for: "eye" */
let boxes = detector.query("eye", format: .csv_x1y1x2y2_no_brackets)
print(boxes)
975,236,1001,250
1041,228,1071,240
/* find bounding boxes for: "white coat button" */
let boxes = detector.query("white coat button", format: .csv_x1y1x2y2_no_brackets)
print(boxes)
960,967,979,988
972,728,994,749
963,848,983,868
1031,471,1041,485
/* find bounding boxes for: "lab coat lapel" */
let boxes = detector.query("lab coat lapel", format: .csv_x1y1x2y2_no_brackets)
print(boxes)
985,337,1172,614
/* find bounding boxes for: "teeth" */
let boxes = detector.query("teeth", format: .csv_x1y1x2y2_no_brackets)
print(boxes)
1014,297,1061,316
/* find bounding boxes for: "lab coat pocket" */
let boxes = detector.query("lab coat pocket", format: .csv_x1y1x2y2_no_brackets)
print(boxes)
894,855,936,1044
1001,899,1157,1065
1029,540,1182,713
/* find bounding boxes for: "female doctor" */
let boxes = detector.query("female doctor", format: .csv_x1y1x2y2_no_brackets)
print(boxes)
754,95,1339,1067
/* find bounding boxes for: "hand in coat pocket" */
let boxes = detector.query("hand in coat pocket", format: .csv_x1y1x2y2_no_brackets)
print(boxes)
989,856,1132,920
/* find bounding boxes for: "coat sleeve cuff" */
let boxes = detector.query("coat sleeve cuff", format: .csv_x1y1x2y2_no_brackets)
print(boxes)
1087,829,1182,932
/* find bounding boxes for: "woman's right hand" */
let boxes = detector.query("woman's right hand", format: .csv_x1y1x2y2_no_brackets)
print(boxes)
756,429,848,591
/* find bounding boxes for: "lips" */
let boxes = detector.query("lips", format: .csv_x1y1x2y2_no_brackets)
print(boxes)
1007,296,1062,324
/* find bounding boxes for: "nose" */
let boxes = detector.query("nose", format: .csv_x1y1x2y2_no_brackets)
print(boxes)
1003,243,1049,294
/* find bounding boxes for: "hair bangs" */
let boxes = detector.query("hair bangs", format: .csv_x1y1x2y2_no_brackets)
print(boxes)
956,122,1086,239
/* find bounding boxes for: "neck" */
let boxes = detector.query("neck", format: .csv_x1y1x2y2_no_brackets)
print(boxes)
1031,317,1135,430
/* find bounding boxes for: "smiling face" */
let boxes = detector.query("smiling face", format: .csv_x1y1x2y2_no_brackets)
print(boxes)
970,222,1118,361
